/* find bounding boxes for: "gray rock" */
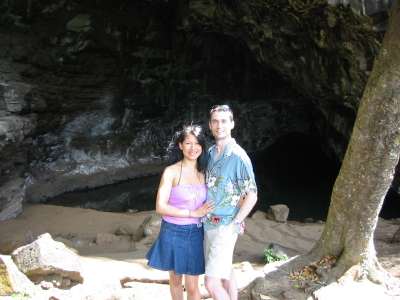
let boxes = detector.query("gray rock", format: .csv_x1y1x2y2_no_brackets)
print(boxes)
94,233,121,245
65,232,86,246
53,237,80,253
30,273,70,289
133,214,162,241
0,255,36,297
267,204,289,223
251,210,269,220
0,177,25,221
11,233,84,283
67,14,92,33
144,215,162,237
0,231,33,255
267,243,292,259
392,226,400,243
0,81,30,113
115,224,135,236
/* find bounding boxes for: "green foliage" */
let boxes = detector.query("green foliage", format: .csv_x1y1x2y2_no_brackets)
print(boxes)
11,291,30,299
263,247,289,264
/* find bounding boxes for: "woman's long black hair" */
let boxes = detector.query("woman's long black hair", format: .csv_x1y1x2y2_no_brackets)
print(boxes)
167,125,208,173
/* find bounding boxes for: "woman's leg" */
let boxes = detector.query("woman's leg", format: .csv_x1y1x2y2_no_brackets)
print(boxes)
169,271,184,300
184,274,201,300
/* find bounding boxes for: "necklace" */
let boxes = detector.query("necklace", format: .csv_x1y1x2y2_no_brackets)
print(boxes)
180,161,202,184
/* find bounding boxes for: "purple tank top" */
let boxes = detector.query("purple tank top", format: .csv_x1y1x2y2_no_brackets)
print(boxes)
163,184,207,225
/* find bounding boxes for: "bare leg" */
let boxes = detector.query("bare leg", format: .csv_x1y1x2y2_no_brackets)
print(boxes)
169,271,184,300
222,269,238,300
184,274,201,300
205,276,231,300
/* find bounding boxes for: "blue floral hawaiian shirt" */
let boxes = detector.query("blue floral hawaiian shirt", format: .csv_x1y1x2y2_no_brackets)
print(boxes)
202,139,257,231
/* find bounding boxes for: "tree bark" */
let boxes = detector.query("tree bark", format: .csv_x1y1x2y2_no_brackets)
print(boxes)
280,0,400,285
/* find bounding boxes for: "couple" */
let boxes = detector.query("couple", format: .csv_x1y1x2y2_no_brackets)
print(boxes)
146,105,258,300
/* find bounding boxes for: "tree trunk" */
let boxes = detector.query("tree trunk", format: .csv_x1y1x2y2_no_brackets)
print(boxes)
281,0,400,285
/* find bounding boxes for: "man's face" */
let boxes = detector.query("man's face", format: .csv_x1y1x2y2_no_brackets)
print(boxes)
209,110,235,141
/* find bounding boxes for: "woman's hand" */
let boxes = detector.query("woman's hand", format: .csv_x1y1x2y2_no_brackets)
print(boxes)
192,201,214,218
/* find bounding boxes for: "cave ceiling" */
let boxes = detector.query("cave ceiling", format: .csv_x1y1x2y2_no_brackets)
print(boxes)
0,0,396,217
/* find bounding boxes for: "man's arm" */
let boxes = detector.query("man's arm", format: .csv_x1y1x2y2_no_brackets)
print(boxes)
234,190,257,222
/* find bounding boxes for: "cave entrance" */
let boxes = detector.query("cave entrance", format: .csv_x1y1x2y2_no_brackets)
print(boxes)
249,132,341,222
46,131,398,221
47,132,342,220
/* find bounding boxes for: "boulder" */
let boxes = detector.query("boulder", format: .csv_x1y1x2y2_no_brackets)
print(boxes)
115,224,135,236
251,210,268,220
11,233,84,283
0,255,36,296
265,243,293,260
392,226,400,243
133,214,162,241
267,204,289,223
0,177,25,221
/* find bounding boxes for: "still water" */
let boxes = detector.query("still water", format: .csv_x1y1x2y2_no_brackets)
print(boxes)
46,133,339,221
46,172,334,222
46,132,399,221
46,171,398,221
47,175,161,213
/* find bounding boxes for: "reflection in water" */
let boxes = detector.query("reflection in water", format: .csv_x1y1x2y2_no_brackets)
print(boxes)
46,175,161,212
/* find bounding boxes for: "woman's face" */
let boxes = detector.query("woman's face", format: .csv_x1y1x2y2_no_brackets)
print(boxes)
179,133,202,161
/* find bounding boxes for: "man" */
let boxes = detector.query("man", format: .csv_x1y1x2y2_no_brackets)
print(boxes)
202,104,258,300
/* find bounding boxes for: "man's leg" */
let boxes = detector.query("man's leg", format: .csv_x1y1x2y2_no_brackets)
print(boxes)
204,224,238,300
204,270,238,300
205,276,230,300
222,268,238,300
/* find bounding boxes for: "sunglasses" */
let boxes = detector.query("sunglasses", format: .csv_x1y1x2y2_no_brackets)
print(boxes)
210,105,230,113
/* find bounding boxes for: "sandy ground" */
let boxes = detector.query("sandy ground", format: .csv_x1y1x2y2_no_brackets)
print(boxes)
0,203,399,299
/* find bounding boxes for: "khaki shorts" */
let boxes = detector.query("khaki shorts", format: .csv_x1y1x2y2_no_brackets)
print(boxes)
204,224,238,280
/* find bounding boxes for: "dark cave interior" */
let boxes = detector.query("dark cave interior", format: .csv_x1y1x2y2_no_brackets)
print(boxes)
250,132,341,221
1,0,398,222
47,130,399,221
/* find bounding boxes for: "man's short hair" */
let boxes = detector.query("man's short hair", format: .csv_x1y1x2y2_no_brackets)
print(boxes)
209,105,233,121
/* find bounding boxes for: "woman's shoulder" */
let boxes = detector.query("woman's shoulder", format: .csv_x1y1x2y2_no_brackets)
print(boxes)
162,162,182,178
165,161,182,171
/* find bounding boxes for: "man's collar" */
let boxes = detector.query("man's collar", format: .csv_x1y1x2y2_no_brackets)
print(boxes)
209,138,237,157
223,139,236,157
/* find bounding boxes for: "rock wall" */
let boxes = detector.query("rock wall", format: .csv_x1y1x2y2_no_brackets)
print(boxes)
0,0,396,220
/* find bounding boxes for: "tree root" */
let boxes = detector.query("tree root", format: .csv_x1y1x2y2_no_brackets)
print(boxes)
289,254,338,291
251,254,400,300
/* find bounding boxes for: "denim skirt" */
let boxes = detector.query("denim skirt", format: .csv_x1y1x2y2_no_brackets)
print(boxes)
146,220,205,275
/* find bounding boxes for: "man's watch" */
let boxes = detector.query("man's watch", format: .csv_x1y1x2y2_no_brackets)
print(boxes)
233,218,245,235
233,219,241,226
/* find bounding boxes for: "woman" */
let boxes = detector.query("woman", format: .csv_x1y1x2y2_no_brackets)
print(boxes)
146,125,214,300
